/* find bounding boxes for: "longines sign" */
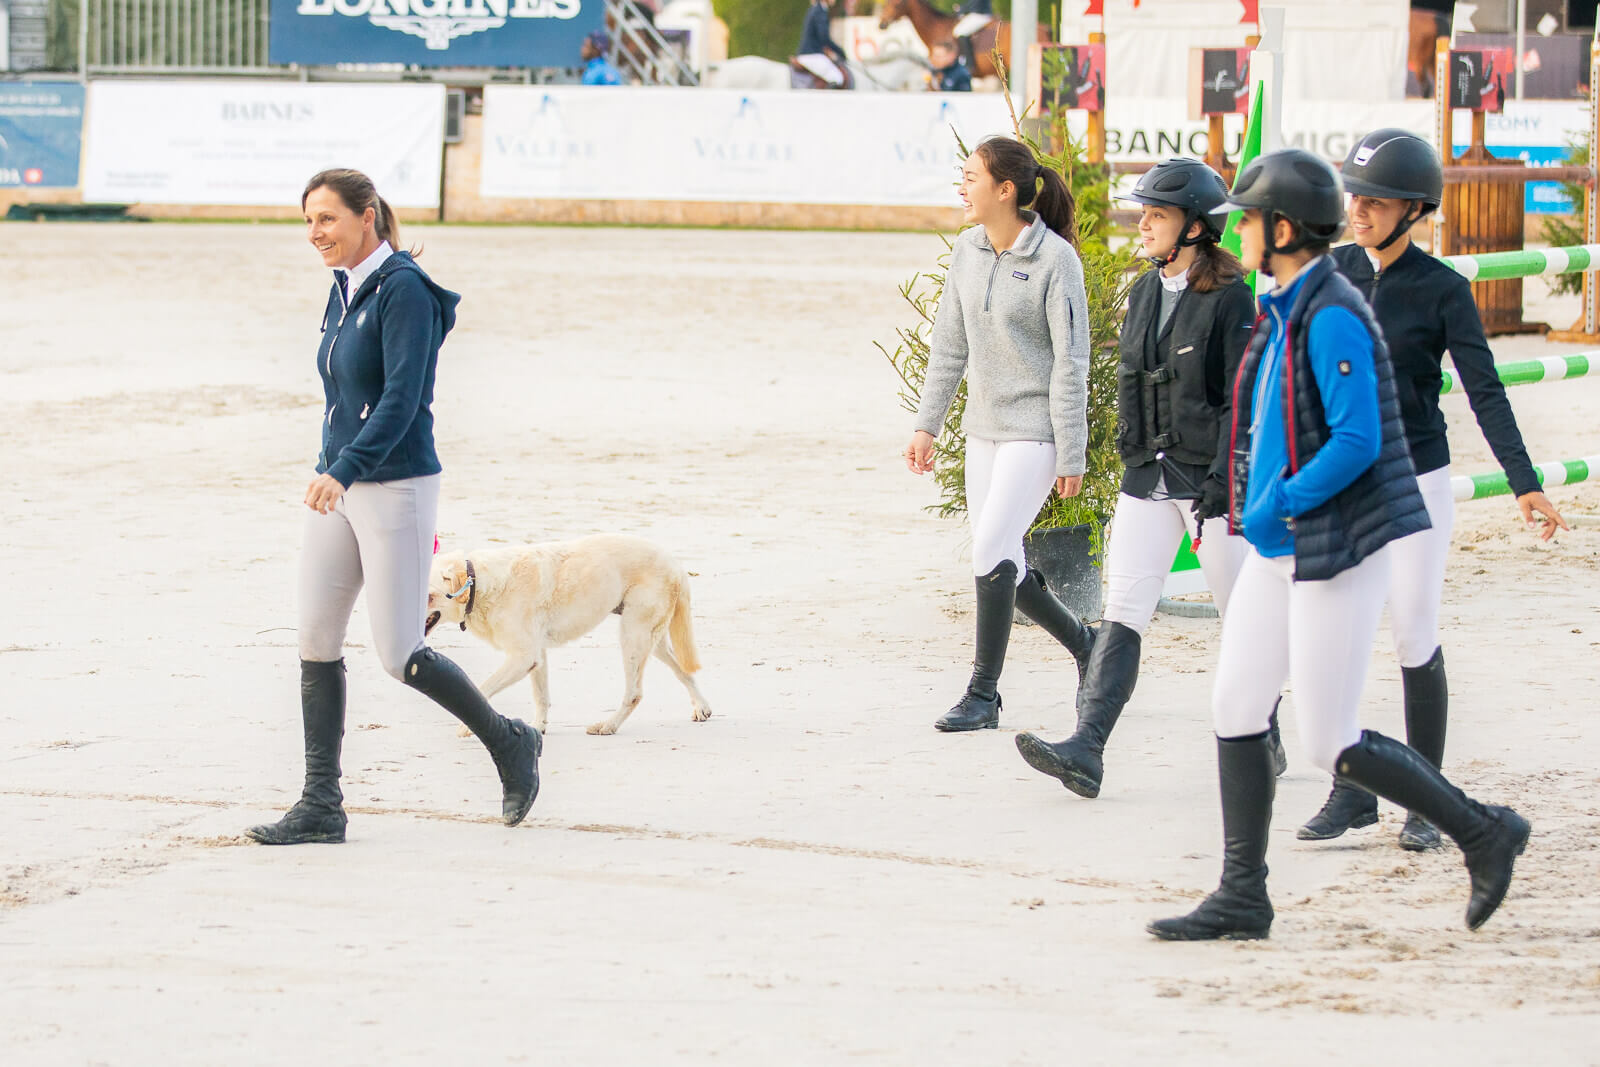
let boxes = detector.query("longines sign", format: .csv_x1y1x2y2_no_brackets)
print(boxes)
268,0,603,68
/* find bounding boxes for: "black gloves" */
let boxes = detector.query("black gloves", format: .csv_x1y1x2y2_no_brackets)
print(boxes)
1192,476,1229,523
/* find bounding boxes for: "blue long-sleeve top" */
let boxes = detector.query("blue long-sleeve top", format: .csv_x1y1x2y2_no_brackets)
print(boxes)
798,2,845,60
1241,260,1383,556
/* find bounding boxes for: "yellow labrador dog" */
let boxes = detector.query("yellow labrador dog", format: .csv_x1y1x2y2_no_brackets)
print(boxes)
425,535,712,736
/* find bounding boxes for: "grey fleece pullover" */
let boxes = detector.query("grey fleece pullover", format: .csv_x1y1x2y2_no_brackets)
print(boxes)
914,213,1091,476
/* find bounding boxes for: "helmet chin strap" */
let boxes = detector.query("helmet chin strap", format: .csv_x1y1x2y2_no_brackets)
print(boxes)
1155,210,1208,266
1375,201,1427,252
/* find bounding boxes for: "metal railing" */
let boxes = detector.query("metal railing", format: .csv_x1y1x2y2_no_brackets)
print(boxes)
78,0,271,73
606,0,697,87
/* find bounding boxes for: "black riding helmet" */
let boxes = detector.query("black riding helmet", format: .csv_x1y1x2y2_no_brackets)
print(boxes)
1341,128,1443,251
1117,157,1231,264
1218,147,1345,273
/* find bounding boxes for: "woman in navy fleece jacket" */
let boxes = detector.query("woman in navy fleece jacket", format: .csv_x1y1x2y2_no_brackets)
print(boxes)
247,169,540,846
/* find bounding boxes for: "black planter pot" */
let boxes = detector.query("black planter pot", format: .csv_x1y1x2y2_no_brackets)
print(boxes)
1022,523,1104,623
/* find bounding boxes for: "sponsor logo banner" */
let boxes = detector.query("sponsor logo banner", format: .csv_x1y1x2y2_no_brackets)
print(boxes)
0,82,86,189
480,87,1013,206
269,0,602,68
83,81,445,207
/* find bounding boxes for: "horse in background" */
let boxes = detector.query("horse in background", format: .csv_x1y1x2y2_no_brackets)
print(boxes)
1408,6,1451,98
877,0,1052,81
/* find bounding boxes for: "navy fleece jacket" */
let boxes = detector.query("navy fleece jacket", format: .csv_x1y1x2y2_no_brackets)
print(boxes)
315,251,461,488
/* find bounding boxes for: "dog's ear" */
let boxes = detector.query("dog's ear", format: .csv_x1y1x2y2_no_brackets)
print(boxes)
450,561,469,593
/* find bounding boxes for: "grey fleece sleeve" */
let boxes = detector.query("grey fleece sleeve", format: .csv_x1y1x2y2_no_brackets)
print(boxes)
1045,249,1091,477
914,247,971,436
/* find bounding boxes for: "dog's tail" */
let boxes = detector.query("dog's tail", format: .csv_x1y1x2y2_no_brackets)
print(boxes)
667,580,702,675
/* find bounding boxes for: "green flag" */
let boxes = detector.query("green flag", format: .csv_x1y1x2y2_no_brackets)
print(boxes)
1221,78,1265,284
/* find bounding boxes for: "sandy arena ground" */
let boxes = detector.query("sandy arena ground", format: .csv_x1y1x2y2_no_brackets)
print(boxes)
1,222,1598,1064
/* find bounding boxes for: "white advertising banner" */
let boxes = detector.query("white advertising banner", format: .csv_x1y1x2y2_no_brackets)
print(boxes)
83,81,445,207
480,86,1013,206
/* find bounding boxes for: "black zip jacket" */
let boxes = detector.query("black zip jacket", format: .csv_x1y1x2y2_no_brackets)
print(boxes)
1331,242,1539,497
798,4,845,61
1116,268,1257,498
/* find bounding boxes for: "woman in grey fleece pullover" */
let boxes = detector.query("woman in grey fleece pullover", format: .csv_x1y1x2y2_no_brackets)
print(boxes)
905,136,1094,733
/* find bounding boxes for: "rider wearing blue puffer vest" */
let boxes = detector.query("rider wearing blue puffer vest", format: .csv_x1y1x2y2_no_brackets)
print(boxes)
1148,149,1530,944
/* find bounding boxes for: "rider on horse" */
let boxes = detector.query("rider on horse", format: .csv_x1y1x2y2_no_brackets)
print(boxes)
952,0,993,72
793,0,850,89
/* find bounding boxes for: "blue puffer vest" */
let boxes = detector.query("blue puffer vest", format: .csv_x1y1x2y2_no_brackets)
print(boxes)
1227,257,1431,581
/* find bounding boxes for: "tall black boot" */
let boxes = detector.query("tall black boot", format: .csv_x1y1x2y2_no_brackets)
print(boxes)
1267,700,1288,777
1397,647,1448,851
1148,732,1276,941
935,560,1017,732
1336,730,1529,930
1013,566,1096,690
1013,621,1140,798
403,647,542,826
247,659,349,845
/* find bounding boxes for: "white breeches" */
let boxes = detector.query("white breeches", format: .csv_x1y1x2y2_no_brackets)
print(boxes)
1100,491,1248,635
954,14,993,38
965,437,1058,582
1211,549,1390,773
1385,466,1455,668
795,53,845,86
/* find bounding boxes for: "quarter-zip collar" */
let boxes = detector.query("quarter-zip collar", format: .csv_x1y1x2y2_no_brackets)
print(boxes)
335,240,393,314
971,211,1049,259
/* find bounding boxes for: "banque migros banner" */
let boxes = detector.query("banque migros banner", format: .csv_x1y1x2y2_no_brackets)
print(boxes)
268,0,603,68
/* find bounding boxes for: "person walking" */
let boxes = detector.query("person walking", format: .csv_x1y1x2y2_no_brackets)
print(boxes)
1014,157,1267,798
247,169,541,846
1148,149,1529,941
1296,129,1568,850
905,136,1094,733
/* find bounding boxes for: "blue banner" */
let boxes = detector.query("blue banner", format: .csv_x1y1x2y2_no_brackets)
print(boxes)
0,82,86,189
269,0,605,69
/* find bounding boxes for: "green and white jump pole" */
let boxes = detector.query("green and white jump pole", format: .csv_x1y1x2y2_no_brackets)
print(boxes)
1439,244,1600,282
1439,352,1596,393
1451,456,1600,502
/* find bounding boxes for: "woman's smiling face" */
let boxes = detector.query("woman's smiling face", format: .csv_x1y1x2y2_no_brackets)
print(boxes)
304,185,375,270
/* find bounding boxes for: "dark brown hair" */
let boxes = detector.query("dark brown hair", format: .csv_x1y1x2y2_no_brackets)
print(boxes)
1187,240,1245,293
301,168,403,251
972,136,1078,249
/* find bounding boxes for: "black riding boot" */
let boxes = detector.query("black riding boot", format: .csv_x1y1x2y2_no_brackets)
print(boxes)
1297,775,1380,840
935,560,1017,732
403,647,542,826
1397,647,1448,851
1148,732,1276,941
1013,621,1140,798
247,659,349,845
1267,700,1288,777
1335,730,1528,930
1013,566,1097,690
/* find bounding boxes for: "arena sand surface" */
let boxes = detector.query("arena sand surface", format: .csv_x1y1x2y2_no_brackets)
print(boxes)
1,222,1597,1065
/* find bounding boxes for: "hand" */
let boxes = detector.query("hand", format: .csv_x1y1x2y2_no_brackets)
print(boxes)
1516,490,1570,542
1055,475,1083,498
1191,476,1229,523
904,431,936,474
305,473,347,514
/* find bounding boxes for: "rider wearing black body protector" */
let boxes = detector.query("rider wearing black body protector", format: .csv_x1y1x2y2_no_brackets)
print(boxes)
1015,158,1271,799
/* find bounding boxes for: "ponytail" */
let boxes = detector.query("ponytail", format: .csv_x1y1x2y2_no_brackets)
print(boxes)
1030,167,1078,249
971,135,1079,249
302,168,418,256
374,195,400,250
1187,240,1245,293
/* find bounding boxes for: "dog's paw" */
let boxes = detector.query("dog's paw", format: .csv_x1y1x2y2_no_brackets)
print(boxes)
457,723,473,739
586,721,618,736
692,706,713,722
